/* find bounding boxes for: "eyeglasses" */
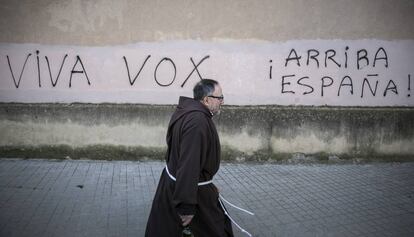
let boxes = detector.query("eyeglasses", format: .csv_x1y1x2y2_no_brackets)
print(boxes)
208,95,224,101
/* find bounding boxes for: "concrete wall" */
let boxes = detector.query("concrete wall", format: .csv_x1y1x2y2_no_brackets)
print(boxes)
1,0,413,161
1,0,413,44
1,103,413,161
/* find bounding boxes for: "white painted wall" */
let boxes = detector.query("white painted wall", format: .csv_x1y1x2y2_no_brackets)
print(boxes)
1,40,413,106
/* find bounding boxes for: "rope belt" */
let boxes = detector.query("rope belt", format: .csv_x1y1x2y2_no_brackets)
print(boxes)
164,166,254,237
165,165,213,186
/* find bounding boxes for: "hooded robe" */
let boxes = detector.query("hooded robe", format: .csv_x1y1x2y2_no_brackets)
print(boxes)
145,96,233,237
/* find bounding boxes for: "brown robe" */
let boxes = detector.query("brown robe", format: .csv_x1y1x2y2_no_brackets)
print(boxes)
145,96,233,237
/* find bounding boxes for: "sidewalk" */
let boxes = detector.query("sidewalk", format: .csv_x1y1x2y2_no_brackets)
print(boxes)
0,159,413,237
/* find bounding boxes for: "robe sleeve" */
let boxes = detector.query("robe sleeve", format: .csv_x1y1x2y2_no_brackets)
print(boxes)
173,112,208,216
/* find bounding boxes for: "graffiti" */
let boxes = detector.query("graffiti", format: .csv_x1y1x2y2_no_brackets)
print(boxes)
123,55,151,86
7,53,31,88
36,51,40,87
280,74,406,98
271,46,411,99
5,51,90,88
45,54,68,87
154,57,176,87
69,55,90,88
180,56,210,87
0,41,412,106
5,51,211,89
282,47,388,69
122,55,210,88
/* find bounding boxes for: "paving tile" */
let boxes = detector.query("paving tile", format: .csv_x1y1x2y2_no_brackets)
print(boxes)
1,159,414,236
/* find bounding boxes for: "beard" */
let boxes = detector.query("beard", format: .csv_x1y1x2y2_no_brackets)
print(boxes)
212,106,221,116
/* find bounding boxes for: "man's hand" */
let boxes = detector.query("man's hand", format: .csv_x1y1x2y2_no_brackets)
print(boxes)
179,215,194,226
213,184,220,194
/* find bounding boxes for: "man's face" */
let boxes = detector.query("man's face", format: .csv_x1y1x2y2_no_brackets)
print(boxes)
203,84,224,115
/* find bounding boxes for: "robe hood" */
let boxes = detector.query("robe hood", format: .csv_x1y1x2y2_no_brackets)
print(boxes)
169,96,212,126
166,96,212,146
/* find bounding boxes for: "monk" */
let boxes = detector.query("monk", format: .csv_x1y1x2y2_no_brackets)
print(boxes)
145,79,233,237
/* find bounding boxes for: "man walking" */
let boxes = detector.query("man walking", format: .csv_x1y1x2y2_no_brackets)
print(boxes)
145,79,233,237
